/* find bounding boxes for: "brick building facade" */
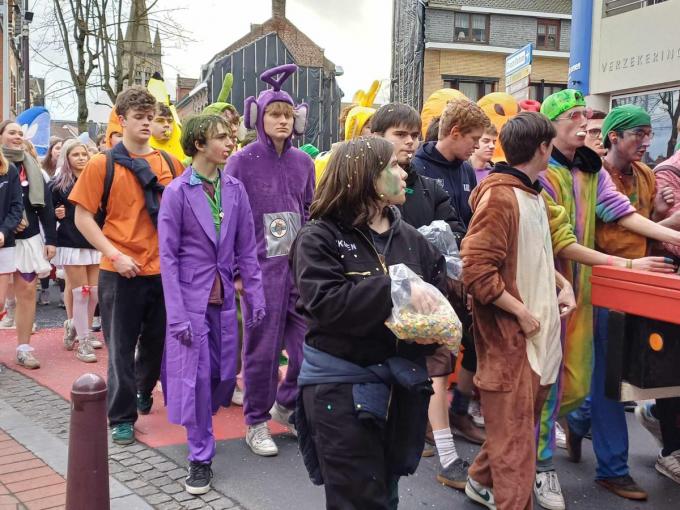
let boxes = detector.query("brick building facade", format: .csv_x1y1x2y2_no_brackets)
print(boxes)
176,0,343,151
393,0,572,108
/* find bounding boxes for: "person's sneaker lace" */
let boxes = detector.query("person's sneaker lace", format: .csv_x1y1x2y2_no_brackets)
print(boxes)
246,422,278,456
63,319,76,350
656,450,680,485
76,337,97,363
436,457,469,490
185,461,213,495
534,470,565,510
465,477,496,509
111,423,135,445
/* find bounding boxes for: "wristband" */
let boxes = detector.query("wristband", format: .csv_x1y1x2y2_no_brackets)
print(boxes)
626,259,633,269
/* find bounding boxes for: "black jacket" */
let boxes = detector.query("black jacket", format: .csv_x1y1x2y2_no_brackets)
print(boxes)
290,206,447,367
400,166,467,246
412,141,477,227
0,164,24,248
14,161,57,246
50,181,94,249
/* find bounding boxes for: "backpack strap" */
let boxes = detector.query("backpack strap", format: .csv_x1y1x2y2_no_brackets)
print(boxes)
95,150,116,227
159,150,177,178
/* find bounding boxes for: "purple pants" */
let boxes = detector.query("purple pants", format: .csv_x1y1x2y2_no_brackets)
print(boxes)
242,280,305,426
186,305,236,463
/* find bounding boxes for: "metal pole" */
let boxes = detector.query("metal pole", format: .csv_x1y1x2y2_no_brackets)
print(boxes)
22,0,28,110
1,1,9,117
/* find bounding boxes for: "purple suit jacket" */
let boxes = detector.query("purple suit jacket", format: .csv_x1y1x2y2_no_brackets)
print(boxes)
158,167,264,426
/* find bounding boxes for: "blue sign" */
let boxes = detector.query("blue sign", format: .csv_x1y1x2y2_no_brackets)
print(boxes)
505,43,534,76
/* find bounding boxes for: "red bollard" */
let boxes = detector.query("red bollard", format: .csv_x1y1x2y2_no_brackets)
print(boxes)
66,373,110,510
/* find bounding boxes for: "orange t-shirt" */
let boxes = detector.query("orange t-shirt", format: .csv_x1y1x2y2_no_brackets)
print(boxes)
69,150,182,276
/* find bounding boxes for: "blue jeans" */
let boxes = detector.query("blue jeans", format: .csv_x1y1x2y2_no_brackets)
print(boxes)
567,307,629,479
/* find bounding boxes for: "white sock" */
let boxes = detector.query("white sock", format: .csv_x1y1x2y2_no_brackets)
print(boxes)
433,428,458,468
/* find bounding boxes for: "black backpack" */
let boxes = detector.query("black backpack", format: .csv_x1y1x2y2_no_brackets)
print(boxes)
95,149,177,227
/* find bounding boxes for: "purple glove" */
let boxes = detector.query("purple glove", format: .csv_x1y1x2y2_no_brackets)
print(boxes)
168,321,192,346
245,308,266,329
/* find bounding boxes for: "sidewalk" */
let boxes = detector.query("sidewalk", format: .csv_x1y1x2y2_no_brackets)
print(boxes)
0,326,247,510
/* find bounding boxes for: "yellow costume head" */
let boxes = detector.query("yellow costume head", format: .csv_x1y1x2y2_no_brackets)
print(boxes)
147,73,187,161
105,107,123,149
420,89,468,138
477,92,519,163
344,80,380,140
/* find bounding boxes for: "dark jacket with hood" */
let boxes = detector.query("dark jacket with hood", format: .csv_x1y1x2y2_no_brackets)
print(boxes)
290,206,446,367
412,141,477,227
0,163,24,248
400,165,467,246
290,206,446,485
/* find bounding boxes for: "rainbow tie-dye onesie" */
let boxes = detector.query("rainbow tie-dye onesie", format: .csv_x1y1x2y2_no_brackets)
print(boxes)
537,147,635,464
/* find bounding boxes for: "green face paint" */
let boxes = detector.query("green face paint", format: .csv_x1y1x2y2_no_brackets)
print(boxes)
377,161,404,198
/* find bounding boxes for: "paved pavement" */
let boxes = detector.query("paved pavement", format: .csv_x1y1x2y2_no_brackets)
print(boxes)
0,291,678,509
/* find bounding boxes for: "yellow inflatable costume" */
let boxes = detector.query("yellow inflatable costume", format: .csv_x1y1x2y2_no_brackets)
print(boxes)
477,92,519,163
147,74,187,162
315,80,380,186
420,89,468,138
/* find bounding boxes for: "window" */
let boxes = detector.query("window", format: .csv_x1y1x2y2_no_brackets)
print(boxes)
604,0,668,17
443,76,497,102
454,13,489,43
536,19,560,50
529,82,566,102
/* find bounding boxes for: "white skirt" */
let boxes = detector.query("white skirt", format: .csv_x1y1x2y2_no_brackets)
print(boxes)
15,235,52,278
54,247,101,267
0,247,15,274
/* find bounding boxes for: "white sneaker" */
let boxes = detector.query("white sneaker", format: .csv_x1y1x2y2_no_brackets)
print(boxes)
635,402,663,447
270,402,297,436
656,450,680,485
231,386,244,406
0,301,15,329
76,336,97,363
534,471,565,510
468,399,485,428
63,319,77,350
555,422,567,450
87,332,103,349
465,477,496,509
246,422,278,457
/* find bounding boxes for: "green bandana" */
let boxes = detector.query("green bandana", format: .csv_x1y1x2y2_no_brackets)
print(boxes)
601,105,651,142
541,89,586,121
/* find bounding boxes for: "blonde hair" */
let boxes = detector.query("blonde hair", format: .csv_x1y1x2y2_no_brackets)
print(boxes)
0,151,9,176
264,101,294,118
439,99,490,140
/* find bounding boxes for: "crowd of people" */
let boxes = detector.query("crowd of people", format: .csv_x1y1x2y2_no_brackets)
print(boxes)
2,63,680,509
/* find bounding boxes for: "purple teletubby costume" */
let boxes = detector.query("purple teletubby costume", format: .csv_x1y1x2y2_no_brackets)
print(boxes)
159,165,266,463
226,64,315,426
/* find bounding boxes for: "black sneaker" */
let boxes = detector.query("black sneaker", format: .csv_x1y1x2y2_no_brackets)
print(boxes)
436,457,469,490
136,392,153,415
185,461,213,495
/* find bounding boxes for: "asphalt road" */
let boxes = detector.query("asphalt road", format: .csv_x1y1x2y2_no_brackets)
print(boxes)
35,285,680,509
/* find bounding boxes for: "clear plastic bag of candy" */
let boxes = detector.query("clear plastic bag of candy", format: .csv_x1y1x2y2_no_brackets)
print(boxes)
384,264,462,353
417,220,463,280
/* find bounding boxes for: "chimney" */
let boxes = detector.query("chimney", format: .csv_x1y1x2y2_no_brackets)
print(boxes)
272,0,285,18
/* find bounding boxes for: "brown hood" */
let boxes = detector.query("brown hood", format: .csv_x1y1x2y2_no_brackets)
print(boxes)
469,170,539,213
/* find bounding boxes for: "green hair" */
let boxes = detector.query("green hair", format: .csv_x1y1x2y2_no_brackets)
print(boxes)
181,114,230,157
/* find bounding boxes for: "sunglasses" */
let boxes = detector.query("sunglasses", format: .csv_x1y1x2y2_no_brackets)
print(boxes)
556,107,593,122
586,128,602,138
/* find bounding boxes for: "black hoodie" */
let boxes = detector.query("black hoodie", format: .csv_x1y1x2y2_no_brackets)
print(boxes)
399,166,467,246
290,206,446,367
411,141,477,227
